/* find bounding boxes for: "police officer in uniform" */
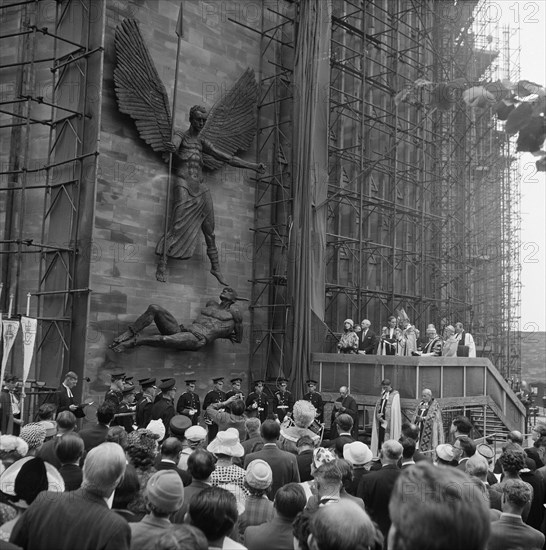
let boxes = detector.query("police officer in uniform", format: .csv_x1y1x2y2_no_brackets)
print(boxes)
274,378,294,423
202,377,226,443
224,377,244,412
225,377,244,401
245,379,270,423
303,379,323,423
151,378,177,438
113,383,136,433
176,379,201,426
135,377,157,429
104,371,126,414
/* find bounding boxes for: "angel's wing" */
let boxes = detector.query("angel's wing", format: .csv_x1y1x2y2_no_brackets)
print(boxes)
200,68,258,170
114,19,172,152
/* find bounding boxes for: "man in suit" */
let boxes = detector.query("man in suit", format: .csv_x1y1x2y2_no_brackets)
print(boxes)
244,483,306,550
357,439,402,539
203,377,226,443
79,402,116,452
488,478,545,550
330,386,358,439
37,410,79,469
358,319,377,354
171,449,215,523
10,442,131,550
308,500,379,550
176,379,201,425
387,462,490,550
244,420,300,499
466,453,502,511
295,436,315,482
454,435,476,471
329,414,355,457
55,371,86,419
303,379,323,423
156,437,191,486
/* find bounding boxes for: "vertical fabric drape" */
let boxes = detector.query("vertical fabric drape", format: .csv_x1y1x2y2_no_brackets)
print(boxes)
286,0,330,397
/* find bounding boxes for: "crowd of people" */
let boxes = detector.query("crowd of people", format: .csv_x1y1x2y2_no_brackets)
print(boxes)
337,316,476,358
1,365,545,549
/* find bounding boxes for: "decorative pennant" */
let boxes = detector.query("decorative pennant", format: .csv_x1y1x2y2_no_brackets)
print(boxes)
0,320,20,390
21,316,37,388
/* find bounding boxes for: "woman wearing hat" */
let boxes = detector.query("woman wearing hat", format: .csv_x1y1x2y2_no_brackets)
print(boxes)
337,320,359,354
278,400,321,454
0,456,64,540
238,459,274,536
207,428,249,513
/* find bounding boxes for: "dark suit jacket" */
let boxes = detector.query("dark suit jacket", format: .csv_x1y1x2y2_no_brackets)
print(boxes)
488,514,545,550
296,450,314,482
59,464,83,491
156,459,192,487
244,444,300,499
10,488,131,550
520,470,546,530
245,515,295,550
330,395,358,438
171,479,210,523
55,385,85,418
331,434,355,457
357,463,401,537
525,446,545,469
487,485,502,510
79,423,109,452
358,329,377,354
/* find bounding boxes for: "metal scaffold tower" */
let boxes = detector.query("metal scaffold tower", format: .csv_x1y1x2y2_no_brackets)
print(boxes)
326,0,440,339
245,1,296,380
0,0,103,383
243,0,522,380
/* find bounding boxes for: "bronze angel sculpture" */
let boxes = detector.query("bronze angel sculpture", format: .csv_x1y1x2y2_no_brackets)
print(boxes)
114,19,265,285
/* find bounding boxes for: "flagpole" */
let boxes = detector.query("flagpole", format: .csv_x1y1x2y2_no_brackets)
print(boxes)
161,4,184,277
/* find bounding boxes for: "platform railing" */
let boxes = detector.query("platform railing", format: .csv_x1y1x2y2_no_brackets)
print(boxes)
311,353,526,435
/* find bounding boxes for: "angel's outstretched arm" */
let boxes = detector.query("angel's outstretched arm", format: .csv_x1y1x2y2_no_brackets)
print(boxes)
202,139,264,173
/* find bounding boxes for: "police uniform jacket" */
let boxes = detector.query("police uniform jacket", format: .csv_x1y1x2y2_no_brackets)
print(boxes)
304,391,324,422
176,391,201,425
136,394,154,429
245,392,269,423
274,390,294,422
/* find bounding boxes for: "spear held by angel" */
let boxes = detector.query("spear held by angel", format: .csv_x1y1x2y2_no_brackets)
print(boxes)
114,19,265,285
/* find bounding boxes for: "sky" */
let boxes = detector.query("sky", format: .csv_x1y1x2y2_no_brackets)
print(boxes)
497,1,546,332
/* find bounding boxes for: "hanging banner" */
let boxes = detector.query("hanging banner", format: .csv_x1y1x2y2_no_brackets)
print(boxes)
0,320,20,389
21,316,37,387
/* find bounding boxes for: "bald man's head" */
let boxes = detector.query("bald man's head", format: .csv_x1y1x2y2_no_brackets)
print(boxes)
309,500,379,550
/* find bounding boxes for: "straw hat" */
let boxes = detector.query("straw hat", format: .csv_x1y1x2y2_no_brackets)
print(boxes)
343,441,373,466
207,428,244,458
